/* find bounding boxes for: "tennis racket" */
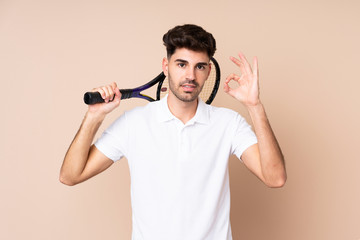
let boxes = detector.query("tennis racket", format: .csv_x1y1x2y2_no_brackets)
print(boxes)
84,57,220,105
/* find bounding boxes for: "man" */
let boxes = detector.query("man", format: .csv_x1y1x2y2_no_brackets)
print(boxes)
60,24,286,240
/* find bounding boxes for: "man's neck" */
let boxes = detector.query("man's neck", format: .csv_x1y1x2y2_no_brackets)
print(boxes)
167,93,198,124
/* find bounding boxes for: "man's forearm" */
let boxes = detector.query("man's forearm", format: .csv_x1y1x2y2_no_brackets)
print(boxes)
247,103,287,186
60,112,105,185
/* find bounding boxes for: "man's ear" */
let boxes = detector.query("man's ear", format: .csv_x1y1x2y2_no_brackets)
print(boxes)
162,57,168,76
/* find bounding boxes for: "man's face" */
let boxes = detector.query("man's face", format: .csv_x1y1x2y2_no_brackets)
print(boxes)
162,48,211,103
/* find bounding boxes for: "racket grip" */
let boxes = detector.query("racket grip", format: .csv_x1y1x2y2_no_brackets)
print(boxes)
83,92,105,105
83,89,133,105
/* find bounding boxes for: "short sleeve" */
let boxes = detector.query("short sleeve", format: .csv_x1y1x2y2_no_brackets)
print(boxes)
231,114,258,162
94,113,129,162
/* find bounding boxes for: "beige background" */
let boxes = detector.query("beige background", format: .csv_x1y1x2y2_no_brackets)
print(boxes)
1,0,359,239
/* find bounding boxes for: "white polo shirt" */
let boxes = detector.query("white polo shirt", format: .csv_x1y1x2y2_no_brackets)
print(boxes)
95,95,257,240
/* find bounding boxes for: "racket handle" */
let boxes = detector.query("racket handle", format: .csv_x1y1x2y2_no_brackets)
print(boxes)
83,92,104,105
83,89,133,105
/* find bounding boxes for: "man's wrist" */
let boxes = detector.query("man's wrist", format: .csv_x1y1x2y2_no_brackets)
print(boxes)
84,111,106,124
245,101,264,113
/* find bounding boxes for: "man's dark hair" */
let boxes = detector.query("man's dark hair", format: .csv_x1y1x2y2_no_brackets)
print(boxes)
163,24,216,58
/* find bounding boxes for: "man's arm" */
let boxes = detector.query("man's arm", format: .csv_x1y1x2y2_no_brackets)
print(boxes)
60,82,121,186
224,53,286,188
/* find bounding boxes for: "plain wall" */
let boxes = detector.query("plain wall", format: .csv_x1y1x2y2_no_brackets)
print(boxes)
1,0,359,239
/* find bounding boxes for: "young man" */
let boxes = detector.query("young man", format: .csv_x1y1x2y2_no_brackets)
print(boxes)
60,24,286,240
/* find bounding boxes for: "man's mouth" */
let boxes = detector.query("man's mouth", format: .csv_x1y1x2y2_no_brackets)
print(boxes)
180,80,198,92
181,84,196,92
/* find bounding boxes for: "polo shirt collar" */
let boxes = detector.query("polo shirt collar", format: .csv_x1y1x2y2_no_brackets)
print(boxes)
157,95,210,125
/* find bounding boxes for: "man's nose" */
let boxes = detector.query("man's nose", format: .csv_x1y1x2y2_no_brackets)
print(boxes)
185,68,196,80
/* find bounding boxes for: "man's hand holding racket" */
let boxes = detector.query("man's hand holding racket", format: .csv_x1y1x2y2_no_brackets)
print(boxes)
87,82,122,116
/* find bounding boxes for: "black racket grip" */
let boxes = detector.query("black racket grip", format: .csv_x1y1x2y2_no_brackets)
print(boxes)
83,89,132,105
83,92,104,105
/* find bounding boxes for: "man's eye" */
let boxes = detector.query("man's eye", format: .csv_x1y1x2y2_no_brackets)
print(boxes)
197,65,205,70
178,63,186,68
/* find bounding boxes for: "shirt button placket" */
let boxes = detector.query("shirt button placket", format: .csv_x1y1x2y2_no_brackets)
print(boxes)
178,125,184,162
181,126,191,162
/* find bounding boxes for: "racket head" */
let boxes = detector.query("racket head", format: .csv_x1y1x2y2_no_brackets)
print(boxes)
156,57,220,104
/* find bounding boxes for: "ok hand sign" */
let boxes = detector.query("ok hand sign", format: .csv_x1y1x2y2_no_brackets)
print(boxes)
224,52,260,107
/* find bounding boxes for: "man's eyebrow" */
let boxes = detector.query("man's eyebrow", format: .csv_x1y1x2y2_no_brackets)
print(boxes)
175,59,189,63
174,59,209,66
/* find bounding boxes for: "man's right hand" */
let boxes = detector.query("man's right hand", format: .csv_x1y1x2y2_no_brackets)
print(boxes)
88,82,121,116
60,82,120,186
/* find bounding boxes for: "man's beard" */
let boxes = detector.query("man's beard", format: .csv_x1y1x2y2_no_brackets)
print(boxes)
168,73,204,102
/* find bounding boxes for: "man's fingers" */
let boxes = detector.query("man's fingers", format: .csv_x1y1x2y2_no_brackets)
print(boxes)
111,82,117,89
230,56,247,74
223,81,230,93
225,73,241,83
230,56,243,67
223,81,231,94
101,86,111,102
223,81,236,99
92,82,119,103
253,56,259,79
107,85,118,102
238,52,252,74
92,87,106,99
114,86,121,99
109,82,120,102
224,74,241,99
